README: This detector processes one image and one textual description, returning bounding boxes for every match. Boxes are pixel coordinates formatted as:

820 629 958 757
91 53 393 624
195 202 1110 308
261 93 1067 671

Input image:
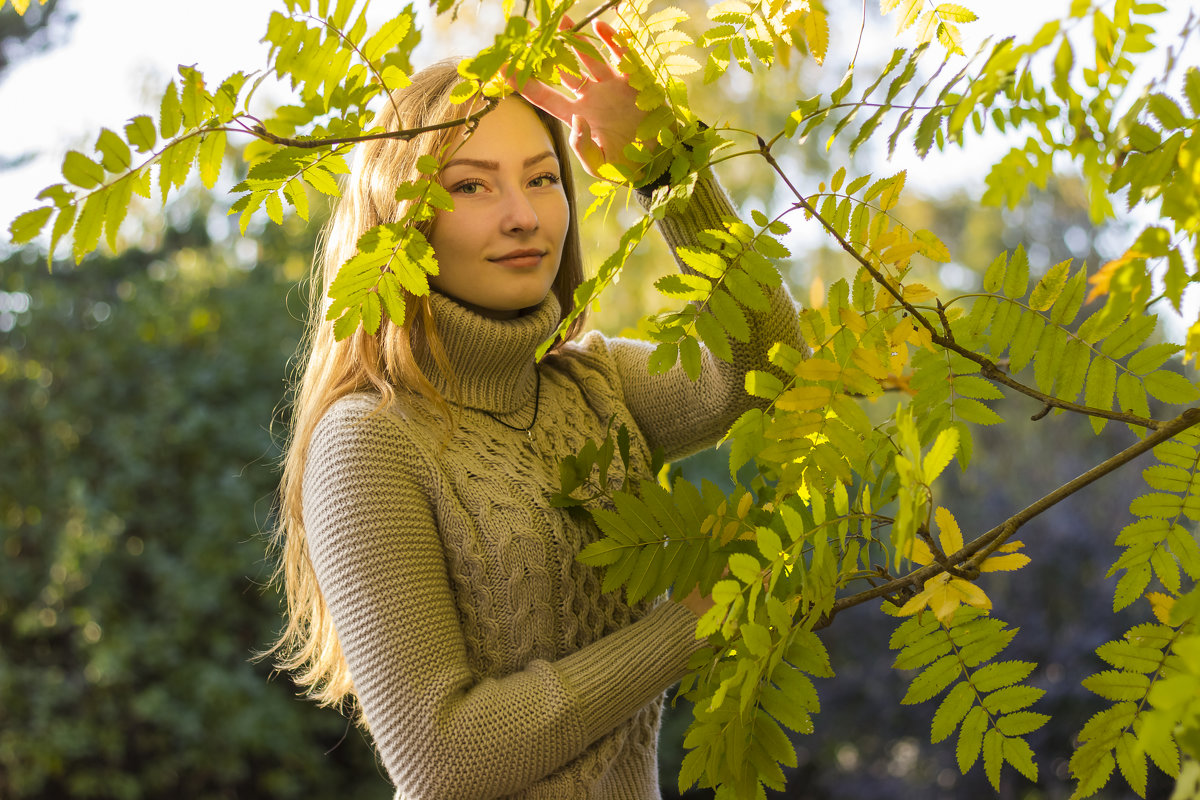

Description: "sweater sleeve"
606 170 806 461
302 397 706 800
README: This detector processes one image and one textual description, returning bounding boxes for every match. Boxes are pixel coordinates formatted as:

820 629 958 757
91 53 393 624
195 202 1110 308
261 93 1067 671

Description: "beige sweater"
301 175 802 799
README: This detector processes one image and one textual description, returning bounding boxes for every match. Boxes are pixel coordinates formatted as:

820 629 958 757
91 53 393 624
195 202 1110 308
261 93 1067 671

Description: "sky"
0 0 1194 249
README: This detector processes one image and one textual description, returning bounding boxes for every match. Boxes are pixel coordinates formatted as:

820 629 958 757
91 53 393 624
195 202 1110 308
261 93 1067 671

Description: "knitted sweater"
301 174 803 799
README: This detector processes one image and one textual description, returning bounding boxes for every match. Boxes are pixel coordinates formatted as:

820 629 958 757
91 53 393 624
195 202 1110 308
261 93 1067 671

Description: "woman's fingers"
570 114 606 175
515 78 576 126
593 19 627 61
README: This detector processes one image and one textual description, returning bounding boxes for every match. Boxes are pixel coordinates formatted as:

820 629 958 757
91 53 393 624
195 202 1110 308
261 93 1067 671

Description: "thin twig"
757 137 1163 432
572 0 622 31
814 406 1200 630
250 99 498 149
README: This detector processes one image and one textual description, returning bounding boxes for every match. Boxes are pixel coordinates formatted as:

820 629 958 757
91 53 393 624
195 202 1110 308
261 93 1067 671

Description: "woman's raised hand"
512 17 649 181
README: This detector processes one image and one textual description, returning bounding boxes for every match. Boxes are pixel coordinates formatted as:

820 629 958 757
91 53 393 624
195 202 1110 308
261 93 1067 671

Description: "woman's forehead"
445 96 557 165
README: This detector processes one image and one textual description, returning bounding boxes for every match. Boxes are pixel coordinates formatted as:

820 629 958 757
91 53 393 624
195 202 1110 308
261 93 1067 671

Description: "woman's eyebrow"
442 150 558 171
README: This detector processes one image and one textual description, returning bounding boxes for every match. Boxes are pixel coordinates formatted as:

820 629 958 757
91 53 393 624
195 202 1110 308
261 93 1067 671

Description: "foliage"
0 210 391 799
6 0 1200 797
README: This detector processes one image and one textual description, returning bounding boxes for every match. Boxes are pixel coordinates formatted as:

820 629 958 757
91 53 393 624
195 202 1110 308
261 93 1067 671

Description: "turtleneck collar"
416 290 562 414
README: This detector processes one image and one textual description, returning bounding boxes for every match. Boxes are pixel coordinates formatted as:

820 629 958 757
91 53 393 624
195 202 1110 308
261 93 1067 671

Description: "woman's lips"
489 249 546 269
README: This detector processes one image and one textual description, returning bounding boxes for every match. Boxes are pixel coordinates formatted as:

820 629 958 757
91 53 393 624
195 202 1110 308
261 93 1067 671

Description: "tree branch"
814 406 1200 630
249 99 498 149
572 0 622 31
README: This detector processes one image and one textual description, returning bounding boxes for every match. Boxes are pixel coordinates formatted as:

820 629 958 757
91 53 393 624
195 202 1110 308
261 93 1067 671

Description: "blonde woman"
270 21 803 799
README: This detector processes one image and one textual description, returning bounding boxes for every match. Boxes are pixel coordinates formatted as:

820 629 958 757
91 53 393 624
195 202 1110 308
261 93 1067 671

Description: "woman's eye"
529 174 561 189
453 181 482 195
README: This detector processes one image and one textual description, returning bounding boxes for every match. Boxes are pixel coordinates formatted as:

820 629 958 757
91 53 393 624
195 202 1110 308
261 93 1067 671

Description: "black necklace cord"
477 367 541 439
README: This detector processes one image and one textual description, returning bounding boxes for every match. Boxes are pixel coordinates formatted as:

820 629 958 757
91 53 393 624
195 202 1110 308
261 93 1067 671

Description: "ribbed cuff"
638 170 737 274
553 600 708 740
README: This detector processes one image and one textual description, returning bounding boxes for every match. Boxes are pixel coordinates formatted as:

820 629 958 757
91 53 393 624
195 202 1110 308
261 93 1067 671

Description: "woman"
270 21 803 800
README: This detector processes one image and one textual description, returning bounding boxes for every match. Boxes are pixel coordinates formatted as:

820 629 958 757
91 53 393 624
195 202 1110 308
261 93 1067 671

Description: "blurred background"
1 0 1193 797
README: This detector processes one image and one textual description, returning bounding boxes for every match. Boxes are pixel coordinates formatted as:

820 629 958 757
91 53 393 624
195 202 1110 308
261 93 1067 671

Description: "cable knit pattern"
301 172 804 799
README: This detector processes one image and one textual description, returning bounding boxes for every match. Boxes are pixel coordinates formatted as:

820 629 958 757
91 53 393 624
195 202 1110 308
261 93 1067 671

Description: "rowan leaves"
10 0 1200 797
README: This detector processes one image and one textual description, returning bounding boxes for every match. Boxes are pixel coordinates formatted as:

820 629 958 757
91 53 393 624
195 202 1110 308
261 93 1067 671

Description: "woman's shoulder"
308 391 428 467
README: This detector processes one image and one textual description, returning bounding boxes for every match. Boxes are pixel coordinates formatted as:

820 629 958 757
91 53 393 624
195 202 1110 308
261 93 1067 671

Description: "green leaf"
1029 259 1071 310
377 271 406 328
198 130 225 189
982 684 1043 714
677 246 727 278
695 309 732 362
1101 314 1156 360
1148 93 1187 129
95 128 131 173
954 398 1003 425
725 268 769 310
1127 343 1182 376
709 287 750 342
996 711 1049 736
1116 372 1150 425
72 191 105 263
657 272 712 301
160 80 182 138
48 201 76 260
983 727 1003 790
680 335 702 381
1085 357 1117 433
362 13 412 62
931 680 975 743
103 173 134 250
903 654 961 704
957 705 988 771
1098 637 1168 673
1114 731 1147 798
125 115 157 153
1050 267 1087 326
727 552 761 585
1082 669 1151 701
983 251 1007 293
8 206 54 245
1144 370 1200 404
331 304 361 341
1007 312 1045 374
649 342 678 374
62 150 105 189
1003 735 1039 782
1004 244 1030 299
972 660 1037 693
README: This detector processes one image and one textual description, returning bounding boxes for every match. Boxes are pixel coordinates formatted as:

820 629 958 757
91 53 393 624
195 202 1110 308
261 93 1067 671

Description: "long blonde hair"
267 60 586 712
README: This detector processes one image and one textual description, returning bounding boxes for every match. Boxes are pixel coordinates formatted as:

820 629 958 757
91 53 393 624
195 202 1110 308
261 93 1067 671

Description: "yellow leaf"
934 506 963 553
795 358 844 383
801 9 829 65
809 273 826 309
1147 592 1175 625
896 0 923 32
776 385 834 411
1086 255 1128 303
979 553 1031 572
839 306 868 334
903 535 934 565
902 283 937 303
1187 319 1200 365
772 412 825 439
851 346 890 380
915 10 939 45
736 491 753 518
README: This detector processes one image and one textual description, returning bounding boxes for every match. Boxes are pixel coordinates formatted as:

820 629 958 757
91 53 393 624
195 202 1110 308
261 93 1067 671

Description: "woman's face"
427 97 569 319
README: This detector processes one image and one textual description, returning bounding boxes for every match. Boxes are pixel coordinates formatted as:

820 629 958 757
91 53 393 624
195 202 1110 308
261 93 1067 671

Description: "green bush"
0 208 391 799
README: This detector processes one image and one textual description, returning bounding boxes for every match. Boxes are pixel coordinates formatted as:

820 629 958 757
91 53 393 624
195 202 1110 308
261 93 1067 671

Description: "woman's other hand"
675 583 715 621
511 17 648 181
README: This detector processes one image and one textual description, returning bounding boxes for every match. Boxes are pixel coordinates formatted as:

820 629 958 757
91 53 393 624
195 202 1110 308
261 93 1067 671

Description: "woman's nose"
501 189 539 234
